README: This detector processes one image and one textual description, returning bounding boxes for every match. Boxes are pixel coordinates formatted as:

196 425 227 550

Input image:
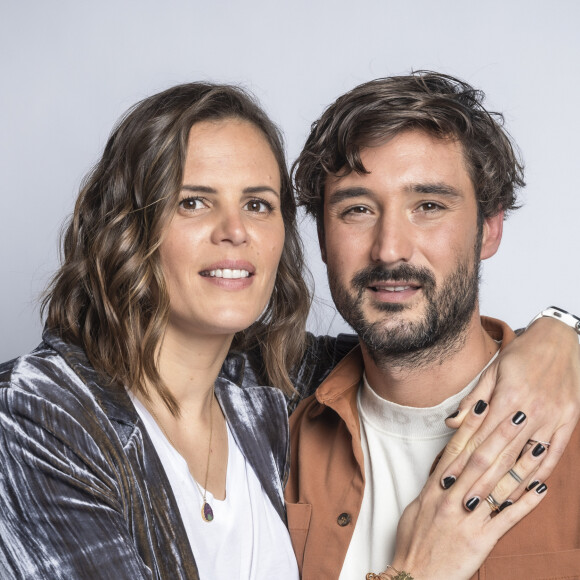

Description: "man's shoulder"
290 343 364 429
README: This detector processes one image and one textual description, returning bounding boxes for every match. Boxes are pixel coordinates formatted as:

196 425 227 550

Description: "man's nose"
370 213 414 265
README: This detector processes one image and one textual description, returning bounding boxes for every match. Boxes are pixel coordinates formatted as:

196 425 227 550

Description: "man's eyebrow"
409 183 463 198
180 185 279 197
327 187 372 206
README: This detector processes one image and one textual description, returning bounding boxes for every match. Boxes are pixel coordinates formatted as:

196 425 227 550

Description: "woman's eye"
179 197 205 211
244 199 273 213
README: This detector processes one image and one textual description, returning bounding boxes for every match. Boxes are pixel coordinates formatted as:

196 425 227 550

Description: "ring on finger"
508 468 523 484
527 438 551 448
485 494 501 512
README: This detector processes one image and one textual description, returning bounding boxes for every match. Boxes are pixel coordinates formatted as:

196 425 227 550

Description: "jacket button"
337 512 351 526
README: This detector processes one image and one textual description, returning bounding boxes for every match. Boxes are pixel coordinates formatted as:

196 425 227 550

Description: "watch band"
527 306 580 335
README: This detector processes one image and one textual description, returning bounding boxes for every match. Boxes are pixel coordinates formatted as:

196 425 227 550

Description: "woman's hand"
444 316 580 492
388 400 549 580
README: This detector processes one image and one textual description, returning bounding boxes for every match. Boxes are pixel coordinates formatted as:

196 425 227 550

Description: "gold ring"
486 494 501 512
527 438 551 448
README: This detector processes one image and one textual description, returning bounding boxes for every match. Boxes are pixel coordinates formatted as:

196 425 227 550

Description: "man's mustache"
351 264 436 291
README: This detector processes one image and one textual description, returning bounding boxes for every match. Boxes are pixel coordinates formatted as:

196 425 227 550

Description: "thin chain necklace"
145 388 215 523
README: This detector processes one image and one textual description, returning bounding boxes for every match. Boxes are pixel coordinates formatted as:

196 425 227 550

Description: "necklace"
145 388 215 523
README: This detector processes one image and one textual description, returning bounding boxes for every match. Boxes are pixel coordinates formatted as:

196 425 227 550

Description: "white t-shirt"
132 396 299 580
339 352 499 580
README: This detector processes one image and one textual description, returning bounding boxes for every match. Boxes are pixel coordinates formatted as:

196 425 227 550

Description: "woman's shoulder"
0 332 139 448
0 339 71 394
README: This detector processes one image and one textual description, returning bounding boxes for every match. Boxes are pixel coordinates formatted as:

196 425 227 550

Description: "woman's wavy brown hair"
42 83 310 413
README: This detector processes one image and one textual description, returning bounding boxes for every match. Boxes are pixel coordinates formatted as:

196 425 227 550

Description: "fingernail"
499 499 513 511
442 476 456 489
511 411 526 425
527 480 540 491
535 483 548 494
474 400 488 415
446 410 459 420
532 443 546 457
466 497 480 511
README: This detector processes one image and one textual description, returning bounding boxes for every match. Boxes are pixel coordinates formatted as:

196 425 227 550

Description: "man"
286 72 580 579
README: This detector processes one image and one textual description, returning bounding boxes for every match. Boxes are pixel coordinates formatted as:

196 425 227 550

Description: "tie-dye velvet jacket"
0 330 355 579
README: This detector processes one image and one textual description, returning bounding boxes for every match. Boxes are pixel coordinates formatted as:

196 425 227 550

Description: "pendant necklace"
145 387 215 523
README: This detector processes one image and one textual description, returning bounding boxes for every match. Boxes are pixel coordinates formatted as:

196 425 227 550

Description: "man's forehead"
323 130 474 197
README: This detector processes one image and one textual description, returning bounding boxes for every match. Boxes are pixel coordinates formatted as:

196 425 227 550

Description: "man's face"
322 129 502 361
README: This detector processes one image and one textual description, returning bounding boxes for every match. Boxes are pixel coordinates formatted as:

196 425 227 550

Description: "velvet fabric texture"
0 331 292 579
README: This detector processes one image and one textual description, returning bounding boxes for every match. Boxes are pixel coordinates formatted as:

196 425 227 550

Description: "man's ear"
318 223 327 263
480 210 504 260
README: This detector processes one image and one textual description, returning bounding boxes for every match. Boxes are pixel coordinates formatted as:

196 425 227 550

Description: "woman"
0 82 575 579
0 83 306 579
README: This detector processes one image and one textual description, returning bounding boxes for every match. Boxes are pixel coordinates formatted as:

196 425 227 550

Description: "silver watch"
527 306 580 335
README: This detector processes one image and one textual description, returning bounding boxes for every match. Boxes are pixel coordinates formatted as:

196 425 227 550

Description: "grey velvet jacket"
0 331 355 579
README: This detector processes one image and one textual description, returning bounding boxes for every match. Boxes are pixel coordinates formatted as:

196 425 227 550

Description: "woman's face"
159 118 285 340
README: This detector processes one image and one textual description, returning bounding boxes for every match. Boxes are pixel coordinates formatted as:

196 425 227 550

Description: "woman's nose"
211 208 248 245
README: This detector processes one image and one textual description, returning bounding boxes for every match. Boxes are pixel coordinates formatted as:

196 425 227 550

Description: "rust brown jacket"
286 317 580 579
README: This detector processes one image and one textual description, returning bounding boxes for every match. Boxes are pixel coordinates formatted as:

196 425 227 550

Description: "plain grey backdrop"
1 0 579 361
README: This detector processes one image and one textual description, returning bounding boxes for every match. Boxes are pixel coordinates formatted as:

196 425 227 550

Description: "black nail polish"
474 400 488 415
446 410 459 420
442 476 456 489
466 497 480 511
532 443 546 457
511 411 526 425
499 500 513 511
527 480 540 491
535 483 548 494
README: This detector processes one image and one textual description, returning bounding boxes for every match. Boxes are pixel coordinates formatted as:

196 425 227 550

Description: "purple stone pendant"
201 501 214 522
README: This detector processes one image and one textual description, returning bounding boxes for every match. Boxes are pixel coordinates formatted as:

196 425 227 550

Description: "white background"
1 0 579 361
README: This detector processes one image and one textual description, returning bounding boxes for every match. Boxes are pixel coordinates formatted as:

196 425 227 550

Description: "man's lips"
368 282 421 292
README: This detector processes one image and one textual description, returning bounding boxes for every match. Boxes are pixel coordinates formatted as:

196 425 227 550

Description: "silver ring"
508 468 523 484
528 438 551 448
486 494 501 512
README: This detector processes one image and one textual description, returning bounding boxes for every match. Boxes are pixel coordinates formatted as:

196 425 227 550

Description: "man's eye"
179 197 205 211
244 199 273 213
417 202 443 212
342 205 370 216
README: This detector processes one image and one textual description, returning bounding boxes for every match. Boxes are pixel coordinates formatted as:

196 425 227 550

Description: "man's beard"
328 251 481 369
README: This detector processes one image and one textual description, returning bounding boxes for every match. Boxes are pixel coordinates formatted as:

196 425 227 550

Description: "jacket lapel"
215 373 289 523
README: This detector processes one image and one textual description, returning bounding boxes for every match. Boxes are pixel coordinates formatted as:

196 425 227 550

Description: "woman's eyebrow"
180 185 279 197
180 185 217 194
243 186 280 197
